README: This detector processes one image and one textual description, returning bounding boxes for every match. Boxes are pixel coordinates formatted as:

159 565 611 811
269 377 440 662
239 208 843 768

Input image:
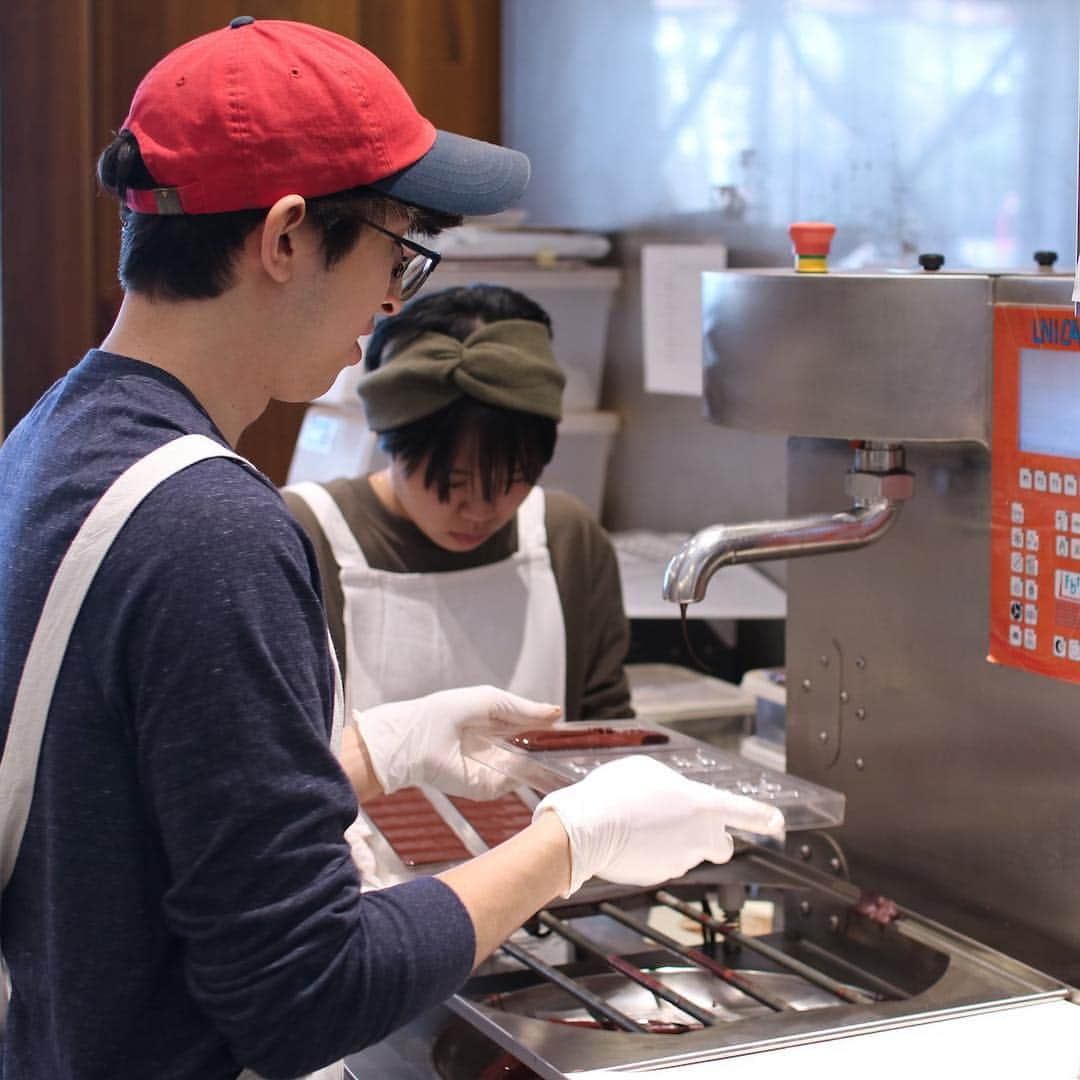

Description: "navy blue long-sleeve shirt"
0 351 475 1078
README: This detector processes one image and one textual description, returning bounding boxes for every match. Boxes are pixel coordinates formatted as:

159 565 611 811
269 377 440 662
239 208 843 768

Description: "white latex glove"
533 755 786 896
353 685 561 798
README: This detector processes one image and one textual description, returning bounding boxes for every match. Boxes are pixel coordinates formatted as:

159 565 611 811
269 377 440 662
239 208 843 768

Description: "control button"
1009 600 1023 621
1011 527 1024 548
1051 473 1063 494
1067 475 1078 497
1020 468 1033 489
1035 470 1048 492
1010 575 1024 597
1011 551 1025 571
1070 639 1080 661
1072 539 1080 561
1024 603 1038 625
1025 555 1039 576
1025 579 1038 600
1053 634 1067 658
1025 529 1039 551
1009 624 1023 646
1024 628 1037 650
1072 512 1080 534
1056 509 1069 532
1057 536 1070 557
1011 502 1025 525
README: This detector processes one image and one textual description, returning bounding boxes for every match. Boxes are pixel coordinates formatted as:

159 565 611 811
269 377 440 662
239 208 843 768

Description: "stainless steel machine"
674 266 1080 985
358 265 1080 1079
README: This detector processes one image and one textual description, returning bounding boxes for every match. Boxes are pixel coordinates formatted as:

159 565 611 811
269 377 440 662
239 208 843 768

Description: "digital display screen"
1019 348 1080 458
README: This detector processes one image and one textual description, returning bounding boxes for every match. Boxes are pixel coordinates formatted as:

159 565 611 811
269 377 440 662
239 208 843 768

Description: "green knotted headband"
357 319 565 432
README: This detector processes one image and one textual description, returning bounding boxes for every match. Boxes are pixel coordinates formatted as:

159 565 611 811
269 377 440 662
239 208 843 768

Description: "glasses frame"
360 217 442 301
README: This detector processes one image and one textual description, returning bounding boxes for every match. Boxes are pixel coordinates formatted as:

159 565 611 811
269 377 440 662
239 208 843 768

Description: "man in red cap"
0 18 782 1079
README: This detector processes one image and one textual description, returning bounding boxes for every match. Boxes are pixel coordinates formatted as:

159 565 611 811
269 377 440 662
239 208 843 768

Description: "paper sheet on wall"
641 243 728 396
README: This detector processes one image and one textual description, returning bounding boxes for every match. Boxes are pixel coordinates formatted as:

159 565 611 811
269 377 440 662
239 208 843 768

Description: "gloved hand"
353 685 561 799
533 755 786 896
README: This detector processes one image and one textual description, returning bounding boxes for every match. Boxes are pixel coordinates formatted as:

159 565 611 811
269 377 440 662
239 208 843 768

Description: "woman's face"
383 446 534 553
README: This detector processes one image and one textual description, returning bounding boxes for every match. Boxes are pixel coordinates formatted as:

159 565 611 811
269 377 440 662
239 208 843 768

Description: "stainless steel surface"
691 267 1080 983
406 266 1080 1077
491 967 845 1027
536 910 719 1027
594 901 790 1012
446 846 1072 1079
663 443 913 604
500 940 644 1033
663 503 899 604
701 271 1074 447
701 270 997 445
653 889 879 1006
996 273 1080 306
785 438 1080 981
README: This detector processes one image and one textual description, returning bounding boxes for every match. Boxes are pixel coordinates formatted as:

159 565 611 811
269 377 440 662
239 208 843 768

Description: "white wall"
503 0 1080 564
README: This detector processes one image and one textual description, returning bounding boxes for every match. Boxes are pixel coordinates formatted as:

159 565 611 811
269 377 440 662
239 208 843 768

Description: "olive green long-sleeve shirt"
283 477 633 722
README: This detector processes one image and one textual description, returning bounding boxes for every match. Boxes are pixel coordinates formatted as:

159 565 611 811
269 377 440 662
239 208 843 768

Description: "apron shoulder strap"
0 435 344 891
515 486 549 554
284 481 370 569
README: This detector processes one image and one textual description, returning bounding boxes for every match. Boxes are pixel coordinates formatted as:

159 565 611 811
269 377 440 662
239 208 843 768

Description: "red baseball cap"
122 16 529 217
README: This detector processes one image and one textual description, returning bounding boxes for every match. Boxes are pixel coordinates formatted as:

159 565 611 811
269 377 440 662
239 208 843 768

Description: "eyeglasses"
360 218 441 301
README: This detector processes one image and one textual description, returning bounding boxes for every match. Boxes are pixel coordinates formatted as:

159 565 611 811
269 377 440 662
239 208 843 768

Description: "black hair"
95 129 460 300
365 284 559 502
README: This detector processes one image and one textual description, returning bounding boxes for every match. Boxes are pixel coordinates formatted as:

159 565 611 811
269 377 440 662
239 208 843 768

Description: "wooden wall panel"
358 0 502 141
2 0 501 482
0 1 96 436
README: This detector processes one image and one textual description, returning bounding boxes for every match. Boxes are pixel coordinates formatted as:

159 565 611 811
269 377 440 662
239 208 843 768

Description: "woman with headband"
284 285 633 739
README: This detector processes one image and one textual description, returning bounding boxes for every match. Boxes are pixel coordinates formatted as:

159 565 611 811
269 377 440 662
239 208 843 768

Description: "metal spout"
663 443 915 605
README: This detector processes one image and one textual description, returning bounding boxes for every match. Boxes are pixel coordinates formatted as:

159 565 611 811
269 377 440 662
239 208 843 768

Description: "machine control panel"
990 304 1080 682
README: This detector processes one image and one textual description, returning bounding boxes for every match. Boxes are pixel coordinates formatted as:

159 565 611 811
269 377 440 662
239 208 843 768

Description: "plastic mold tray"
462 719 845 833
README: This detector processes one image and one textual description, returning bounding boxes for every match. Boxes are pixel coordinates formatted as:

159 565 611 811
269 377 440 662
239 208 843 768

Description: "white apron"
0 435 344 1080
286 482 567 717
285 482 567 886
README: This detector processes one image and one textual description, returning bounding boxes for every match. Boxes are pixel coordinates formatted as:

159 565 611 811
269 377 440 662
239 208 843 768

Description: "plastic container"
418 261 621 411
462 718 845 832
286 401 373 485
626 662 754 745
740 667 787 746
542 410 620 517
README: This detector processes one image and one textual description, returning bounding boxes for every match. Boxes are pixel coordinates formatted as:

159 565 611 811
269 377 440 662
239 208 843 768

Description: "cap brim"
368 129 530 217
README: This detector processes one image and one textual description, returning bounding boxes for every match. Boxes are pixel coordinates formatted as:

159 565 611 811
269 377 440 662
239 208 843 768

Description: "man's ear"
259 194 308 283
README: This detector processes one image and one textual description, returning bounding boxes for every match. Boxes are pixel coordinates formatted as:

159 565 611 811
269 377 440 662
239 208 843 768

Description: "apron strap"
285 481 371 570
515 486 548 554
0 435 345 889
0 435 245 889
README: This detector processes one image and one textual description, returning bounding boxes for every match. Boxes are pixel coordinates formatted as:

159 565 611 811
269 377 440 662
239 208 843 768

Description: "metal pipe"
597 902 789 1012
663 502 898 604
653 890 883 1006
663 442 914 605
796 938 910 1001
536 911 717 1027
498 940 646 1033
